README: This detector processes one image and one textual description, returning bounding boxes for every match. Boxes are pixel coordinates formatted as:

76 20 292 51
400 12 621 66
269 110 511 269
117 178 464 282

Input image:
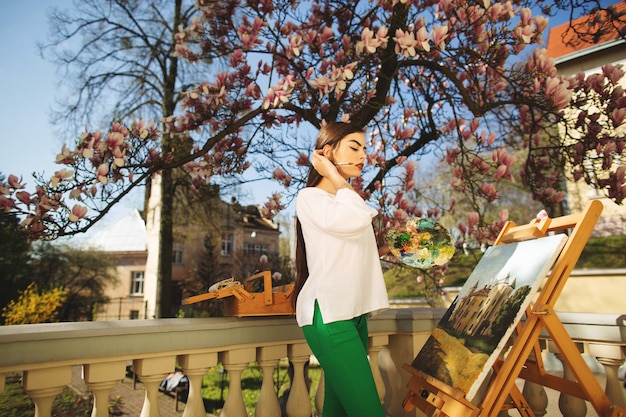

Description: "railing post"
23 366 72 417
179 352 218 417
588 343 626 409
286 343 312 417
382 332 428 417
522 379 548 417
520 349 548 417
220 347 256 417
83 361 127 417
549 341 587 417
368 334 388 403
255 345 287 417
314 370 324 417
133 356 175 417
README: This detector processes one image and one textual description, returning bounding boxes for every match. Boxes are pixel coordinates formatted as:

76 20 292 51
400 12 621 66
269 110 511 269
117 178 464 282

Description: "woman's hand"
311 149 339 178
311 149 352 192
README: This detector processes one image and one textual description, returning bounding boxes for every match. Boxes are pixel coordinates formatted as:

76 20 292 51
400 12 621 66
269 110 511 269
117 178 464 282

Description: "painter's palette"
386 218 455 268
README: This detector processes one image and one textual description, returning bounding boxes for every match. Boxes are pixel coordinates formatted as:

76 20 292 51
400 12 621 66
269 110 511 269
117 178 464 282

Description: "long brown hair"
293 121 365 307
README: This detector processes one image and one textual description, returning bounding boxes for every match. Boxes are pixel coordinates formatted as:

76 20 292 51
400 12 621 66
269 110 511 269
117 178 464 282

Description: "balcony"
0 308 624 417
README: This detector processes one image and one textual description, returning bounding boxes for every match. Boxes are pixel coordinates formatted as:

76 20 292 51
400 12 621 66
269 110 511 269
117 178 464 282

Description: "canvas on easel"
403 200 626 417
409 233 567 403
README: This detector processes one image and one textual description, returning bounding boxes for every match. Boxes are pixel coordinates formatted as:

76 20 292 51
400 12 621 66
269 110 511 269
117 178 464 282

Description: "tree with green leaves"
0 199 32 320
28 242 118 322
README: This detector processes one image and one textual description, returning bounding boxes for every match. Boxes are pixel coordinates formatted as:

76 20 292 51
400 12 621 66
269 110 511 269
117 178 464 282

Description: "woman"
294 121 390 417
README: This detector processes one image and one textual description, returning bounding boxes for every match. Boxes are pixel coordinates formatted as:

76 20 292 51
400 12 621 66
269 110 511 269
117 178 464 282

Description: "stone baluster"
522 380 548 417
548 341 587 417
587 343 626 409
83 361 127 417
23 366 72 417
314 371 324 417
179 352 218 417
255 345 286 417
133 356 176 417
286 343 312 417
368 334 388 403
220 347 255 417
520 350 548 417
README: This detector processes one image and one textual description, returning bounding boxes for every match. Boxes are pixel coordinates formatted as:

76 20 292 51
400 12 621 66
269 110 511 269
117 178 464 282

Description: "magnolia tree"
2 0 626 252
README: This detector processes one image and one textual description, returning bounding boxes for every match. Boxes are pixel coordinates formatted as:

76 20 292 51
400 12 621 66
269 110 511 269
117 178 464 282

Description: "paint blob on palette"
386 218 455 268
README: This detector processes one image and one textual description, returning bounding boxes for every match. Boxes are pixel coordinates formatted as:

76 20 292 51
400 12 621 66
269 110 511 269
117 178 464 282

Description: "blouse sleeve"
296 188 378 236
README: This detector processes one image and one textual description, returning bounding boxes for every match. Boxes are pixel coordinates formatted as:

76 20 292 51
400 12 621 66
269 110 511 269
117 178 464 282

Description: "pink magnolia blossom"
7 175 25 190
432 25 448 49
69 204 88 222
260 193 284 219
50 169 74 188
357 28 385 55
479 183 498 201
416 27 430 52
0 195 15 213
287 35 303 58
272 167 292 187
56 144 73 165
467 212 479 230
16 191 32 205
96 164 110 185
263 75 295 109
393 29 418 57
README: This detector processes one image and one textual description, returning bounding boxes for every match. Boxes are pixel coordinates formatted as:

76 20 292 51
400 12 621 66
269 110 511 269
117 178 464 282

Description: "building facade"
86 173 280 320
545 2 626 236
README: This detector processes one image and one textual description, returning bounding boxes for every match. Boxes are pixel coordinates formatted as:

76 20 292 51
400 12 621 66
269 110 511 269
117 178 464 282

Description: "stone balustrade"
0 308 624 417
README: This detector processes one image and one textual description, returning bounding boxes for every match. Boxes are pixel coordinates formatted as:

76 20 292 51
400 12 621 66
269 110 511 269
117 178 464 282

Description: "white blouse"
295 187 390 327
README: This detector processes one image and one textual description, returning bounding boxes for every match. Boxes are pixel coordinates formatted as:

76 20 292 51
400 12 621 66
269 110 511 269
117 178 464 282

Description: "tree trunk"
157 167 175 317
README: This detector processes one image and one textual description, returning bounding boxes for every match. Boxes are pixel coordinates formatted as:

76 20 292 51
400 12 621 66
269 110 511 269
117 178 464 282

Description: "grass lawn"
201 358 322 416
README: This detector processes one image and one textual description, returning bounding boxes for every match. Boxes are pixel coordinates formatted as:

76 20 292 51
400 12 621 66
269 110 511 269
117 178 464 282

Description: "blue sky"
0 0 149 227
0 0 74 185
0 1 605 225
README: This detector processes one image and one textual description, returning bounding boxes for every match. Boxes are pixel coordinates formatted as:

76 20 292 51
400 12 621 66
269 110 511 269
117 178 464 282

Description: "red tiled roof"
545 1 626 59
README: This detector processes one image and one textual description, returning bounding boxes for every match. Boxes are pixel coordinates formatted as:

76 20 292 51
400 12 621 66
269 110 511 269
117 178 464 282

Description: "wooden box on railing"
182 270 295 317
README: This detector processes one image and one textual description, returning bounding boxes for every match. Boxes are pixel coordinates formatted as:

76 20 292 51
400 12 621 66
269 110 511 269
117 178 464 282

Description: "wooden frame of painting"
402 200 626 417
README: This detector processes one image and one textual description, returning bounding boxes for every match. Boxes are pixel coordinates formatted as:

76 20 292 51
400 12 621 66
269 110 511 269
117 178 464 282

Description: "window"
173 243 185 264
130 271 145 295
583 157 601 198
243 243 269 255
129 310 139 320
221 233 233 256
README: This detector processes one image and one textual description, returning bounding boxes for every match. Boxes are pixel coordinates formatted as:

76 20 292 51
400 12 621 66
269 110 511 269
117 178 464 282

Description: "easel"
402 200 626 417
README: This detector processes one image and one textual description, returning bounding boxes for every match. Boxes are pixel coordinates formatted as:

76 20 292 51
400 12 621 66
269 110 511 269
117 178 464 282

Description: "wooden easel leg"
507 383 536 417
540 307 613 415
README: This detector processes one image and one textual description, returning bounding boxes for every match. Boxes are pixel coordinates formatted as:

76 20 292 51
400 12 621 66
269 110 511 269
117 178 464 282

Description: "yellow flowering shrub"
2 282 67 325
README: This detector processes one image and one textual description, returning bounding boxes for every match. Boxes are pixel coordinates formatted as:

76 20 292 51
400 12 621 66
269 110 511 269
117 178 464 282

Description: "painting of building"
410 233 567 402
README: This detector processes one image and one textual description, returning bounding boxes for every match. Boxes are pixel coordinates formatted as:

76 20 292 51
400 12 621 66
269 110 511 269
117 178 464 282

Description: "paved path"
70 366 218 417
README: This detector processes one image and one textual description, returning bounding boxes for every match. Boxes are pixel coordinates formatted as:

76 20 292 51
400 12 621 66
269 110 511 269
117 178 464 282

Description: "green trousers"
302 301 385 417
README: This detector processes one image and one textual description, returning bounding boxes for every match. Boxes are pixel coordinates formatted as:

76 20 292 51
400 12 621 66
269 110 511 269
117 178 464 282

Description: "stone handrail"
530 312 626 416
0 308 443 417
0 308 623 417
